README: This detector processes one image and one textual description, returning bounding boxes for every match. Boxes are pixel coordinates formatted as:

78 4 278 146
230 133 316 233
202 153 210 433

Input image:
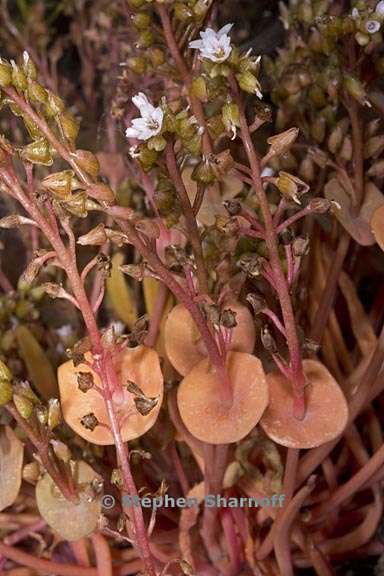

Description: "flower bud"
174 2 194 20
138 146 158 172
20 138 53 166
51 440 71 462
0 60 12 87
0 359 12 381
41 170 74 200
45 92 65 118
191 157 216 184
148 47 165 67
48 398 61 429
137 30 154 48
147 135 166 152
365 135 384 159
310 117 326 143
22 51 37 80
339 137 353 162
131 11 151 29
27 80 48 104
222 102 240 139
367 159 384 178
11 60 27 92
127 56 147 75
344 75 371 107
13 393 34 419
194 0 210 17
192 76 208 102
236 71 262 98
36 404 48 425
0 378 12 405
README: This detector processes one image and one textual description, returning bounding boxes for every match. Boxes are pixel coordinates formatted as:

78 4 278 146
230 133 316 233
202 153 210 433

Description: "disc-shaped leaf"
0 425 24 511
36 460 102 541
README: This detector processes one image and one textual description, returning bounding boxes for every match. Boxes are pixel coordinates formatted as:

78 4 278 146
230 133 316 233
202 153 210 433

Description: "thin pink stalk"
232 79 306 419
91 533 113 576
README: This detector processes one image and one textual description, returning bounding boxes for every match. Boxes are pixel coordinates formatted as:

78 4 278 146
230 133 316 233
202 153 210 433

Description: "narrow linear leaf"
16 325 58 400
106 253 138 328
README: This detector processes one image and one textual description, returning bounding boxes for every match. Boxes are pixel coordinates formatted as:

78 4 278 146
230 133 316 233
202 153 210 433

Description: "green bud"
194 0 210 18
138 146 158 171
148 47 165 67
13 393 34 419
23 116 43 141
174 2 194 21
191 76 208 102
22 52 37 80
137 30 154 48
0 379 12 406
11 61 27 93
222 102 240 138
183 133 202 155
147 135 167 152
127 56 147 75
0 359 12 381
310 116 326 143
308 85 327 108
131 11 151 29
236 71 262 97
355 31 371 46
191 157 216 184
36 404 48 425
48 398 61 429
27 80 48 104
0 61 12 87
128 0 146 7
45 92 65 118
344 75 370 107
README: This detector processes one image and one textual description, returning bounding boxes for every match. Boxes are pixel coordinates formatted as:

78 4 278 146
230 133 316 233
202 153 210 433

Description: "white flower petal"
126 126 139 138
132 92 150 110
218 23 234 37
376 1 384 15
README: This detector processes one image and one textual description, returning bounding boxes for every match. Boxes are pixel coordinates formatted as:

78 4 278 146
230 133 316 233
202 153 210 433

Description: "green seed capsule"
0 378 12 405
45 92 65 118
0 61 12 87
27 80 48 105
131 12 151 29
13 393 34 419
0 359 12 381
11 61 27 92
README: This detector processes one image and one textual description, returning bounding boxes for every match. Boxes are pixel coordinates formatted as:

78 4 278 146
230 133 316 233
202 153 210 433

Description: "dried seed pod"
41 170 75 200
70 150 100 177
177 352 268 444
86 183 115 204
58 346 163 445
165 301 256 376
77 224 108 246
20 138 53 166
260 359 349 449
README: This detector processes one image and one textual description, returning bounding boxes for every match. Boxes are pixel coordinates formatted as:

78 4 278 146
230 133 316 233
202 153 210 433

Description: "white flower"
125 92 164 141
351 7 360 20
189 24 233 63
366 19 381 34
376 1 384 16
